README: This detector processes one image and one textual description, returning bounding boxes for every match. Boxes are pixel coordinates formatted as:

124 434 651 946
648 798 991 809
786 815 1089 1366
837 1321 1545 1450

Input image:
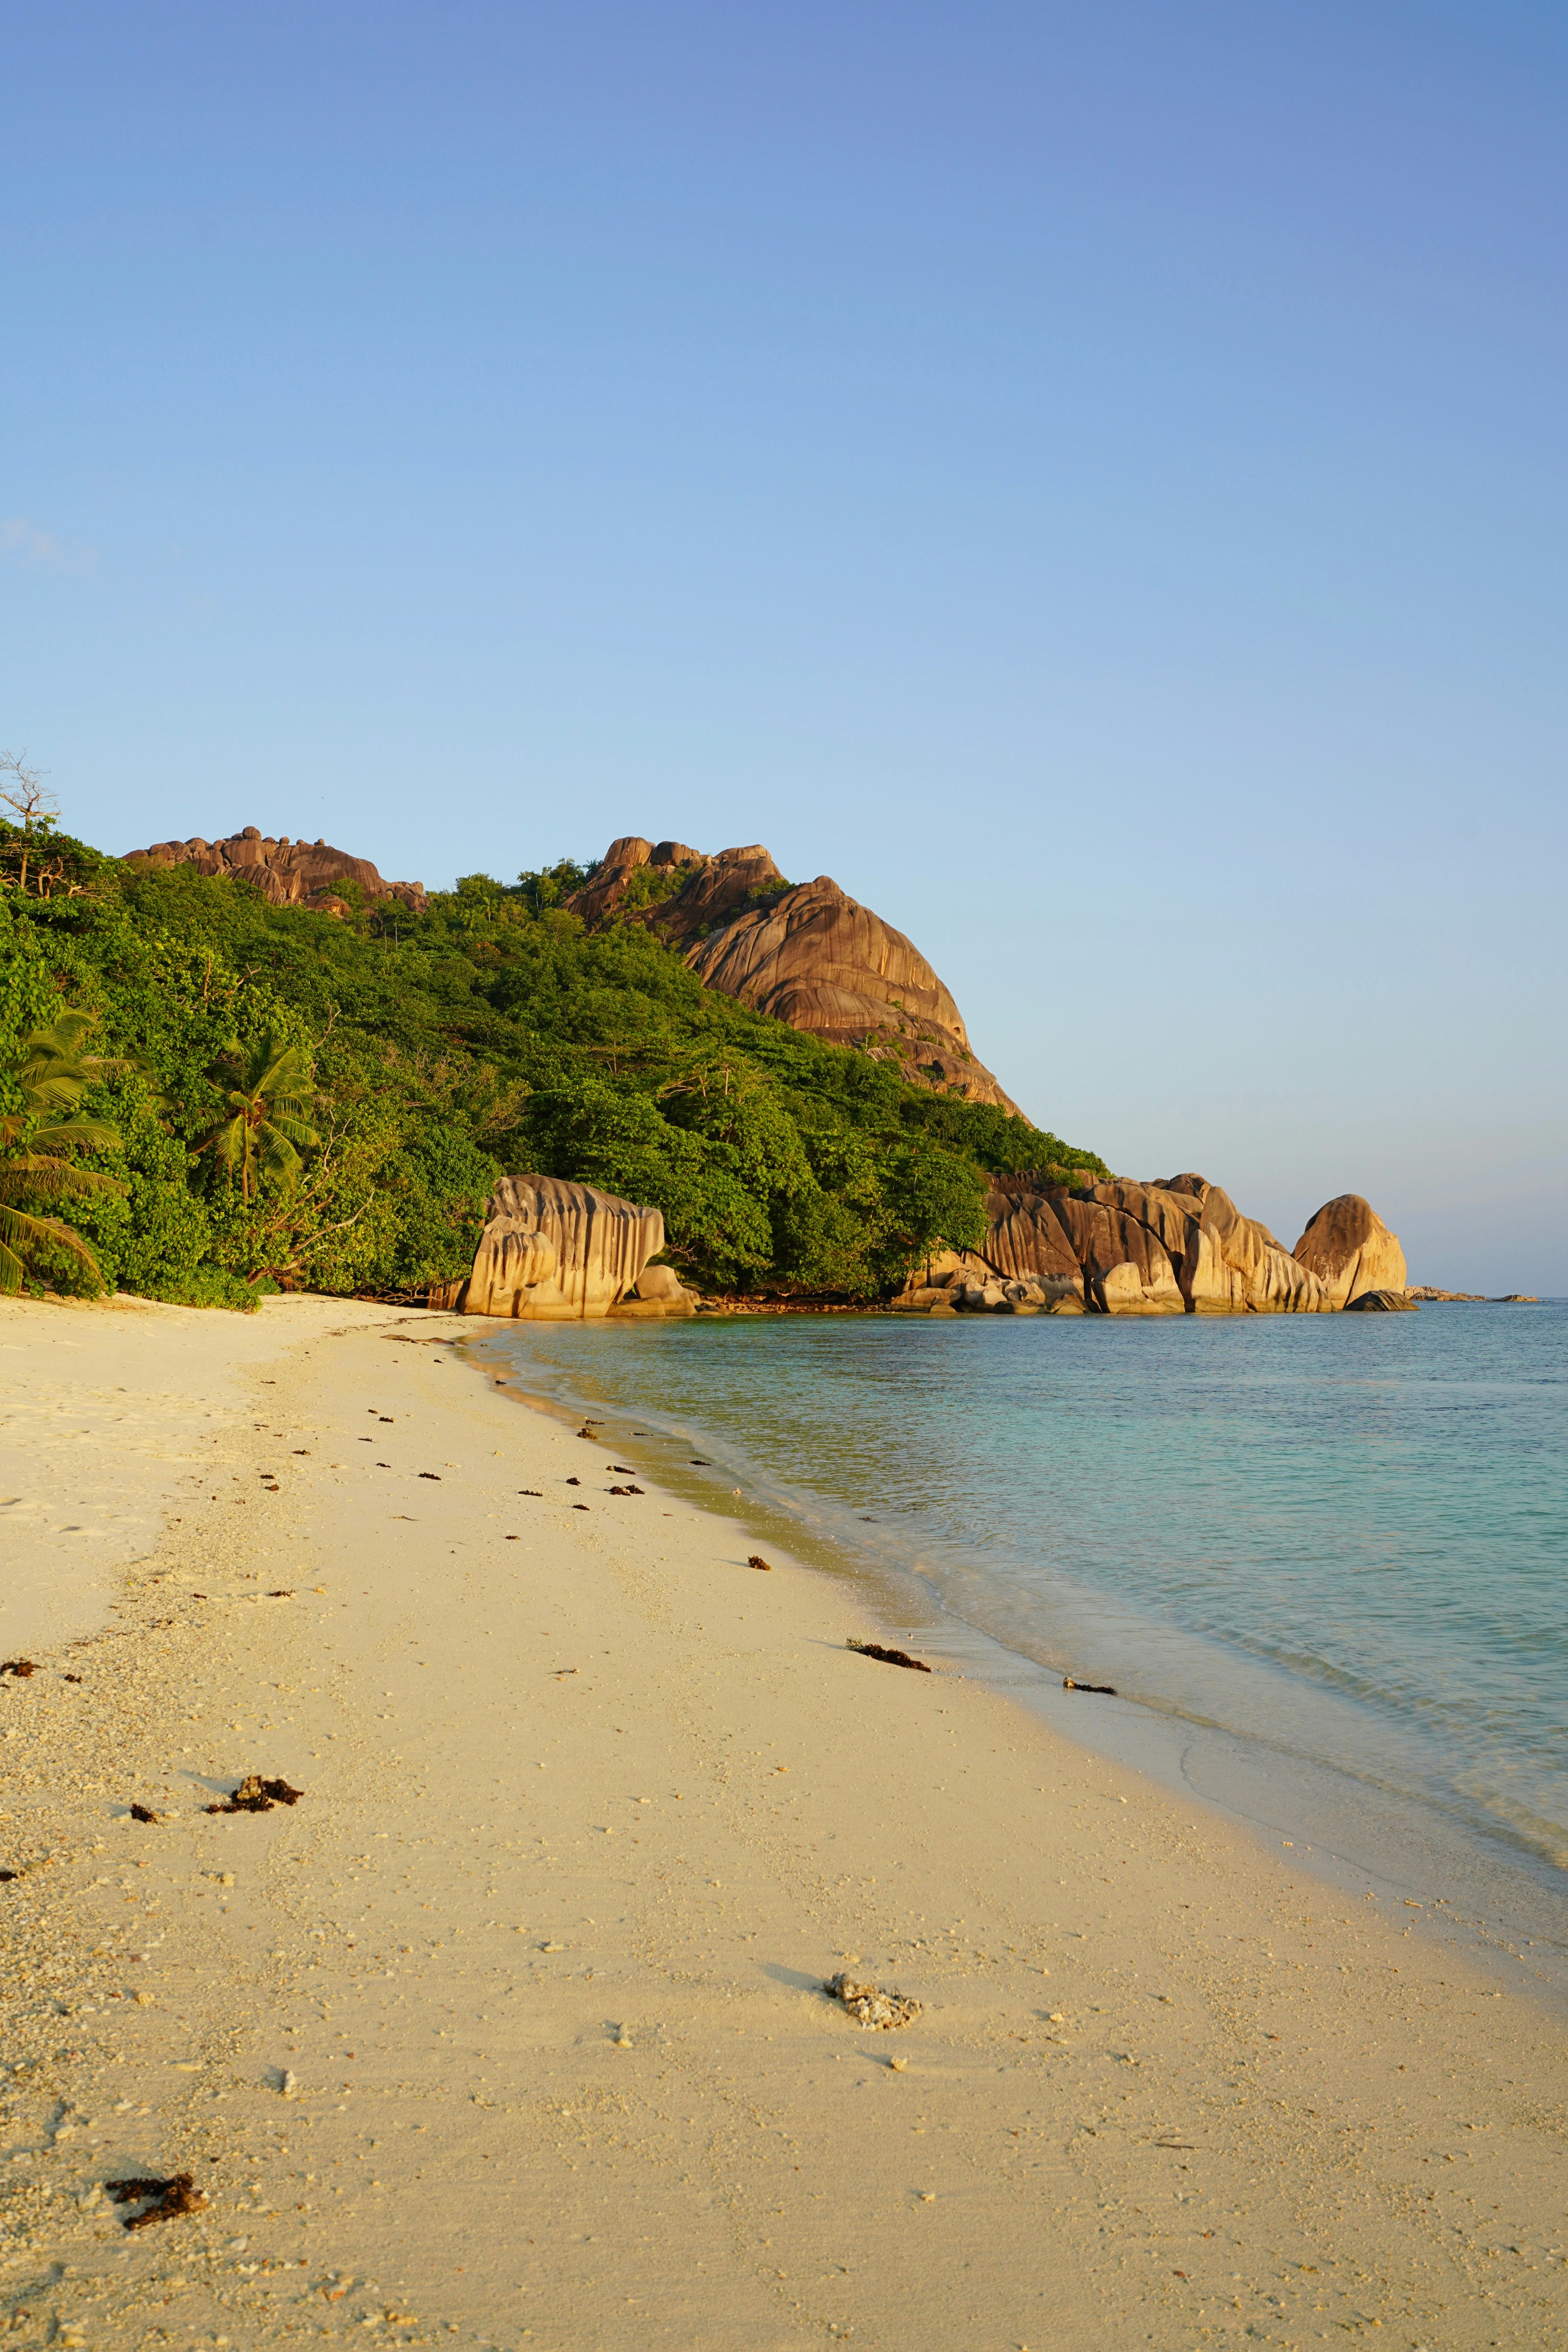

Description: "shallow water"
485 1302 1568 1974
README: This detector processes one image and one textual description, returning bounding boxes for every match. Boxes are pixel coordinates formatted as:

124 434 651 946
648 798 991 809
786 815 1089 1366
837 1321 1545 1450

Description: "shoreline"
477 1312 1568 2017
3 1293 1566 2349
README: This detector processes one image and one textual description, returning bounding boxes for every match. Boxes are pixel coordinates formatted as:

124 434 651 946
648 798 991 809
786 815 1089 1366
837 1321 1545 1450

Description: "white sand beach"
1 1293 1564 2350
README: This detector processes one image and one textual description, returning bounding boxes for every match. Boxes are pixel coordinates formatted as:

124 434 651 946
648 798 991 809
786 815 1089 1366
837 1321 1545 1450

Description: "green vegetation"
197 1033 321 1204
0 817 1106 1307
0 1011 128 1293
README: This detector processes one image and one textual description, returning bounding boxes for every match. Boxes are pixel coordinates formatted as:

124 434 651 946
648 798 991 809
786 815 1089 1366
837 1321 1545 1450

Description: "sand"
1 1291 1564 2351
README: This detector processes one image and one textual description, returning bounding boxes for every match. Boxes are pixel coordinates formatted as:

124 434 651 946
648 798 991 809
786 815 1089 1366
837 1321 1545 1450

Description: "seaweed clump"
105 2172 208 2229
847 1639 931 1674
205 1774 303 1815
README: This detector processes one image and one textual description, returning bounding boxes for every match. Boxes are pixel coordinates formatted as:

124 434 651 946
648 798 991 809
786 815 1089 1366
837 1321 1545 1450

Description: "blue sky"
3 1 1565 1288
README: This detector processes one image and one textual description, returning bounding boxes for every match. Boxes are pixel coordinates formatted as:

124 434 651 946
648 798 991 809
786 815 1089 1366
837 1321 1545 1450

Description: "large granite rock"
567 837 1021 1113
902 1170 1407 1318
1292 1194 1408 1309
435 1175 666 1319
919 1170 1343 1315
123 827 427 917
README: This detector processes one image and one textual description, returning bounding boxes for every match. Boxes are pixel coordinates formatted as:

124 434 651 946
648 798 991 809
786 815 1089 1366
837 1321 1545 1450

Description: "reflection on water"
485 1303 1568 1918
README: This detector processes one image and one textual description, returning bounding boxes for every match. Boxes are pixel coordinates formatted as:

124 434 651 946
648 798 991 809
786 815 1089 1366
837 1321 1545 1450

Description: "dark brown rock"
122 827 427 916
1343 1288 1419 1312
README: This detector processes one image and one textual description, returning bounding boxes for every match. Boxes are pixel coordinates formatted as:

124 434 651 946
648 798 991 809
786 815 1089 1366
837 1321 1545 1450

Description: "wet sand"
1 1292 1565 2349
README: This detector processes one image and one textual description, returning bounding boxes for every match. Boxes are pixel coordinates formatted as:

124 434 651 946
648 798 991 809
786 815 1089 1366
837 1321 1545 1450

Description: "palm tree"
0 1011 127 1295
198 1033 320 1204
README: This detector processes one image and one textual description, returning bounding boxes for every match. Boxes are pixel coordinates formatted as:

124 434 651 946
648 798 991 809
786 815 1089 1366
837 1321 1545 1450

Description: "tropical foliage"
198 1034 320 1203
0 812 1107 1305
0 1011 127 1293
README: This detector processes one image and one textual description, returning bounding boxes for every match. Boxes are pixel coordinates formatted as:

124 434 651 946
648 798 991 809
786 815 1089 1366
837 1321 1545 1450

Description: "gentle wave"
488 1301 1568 1913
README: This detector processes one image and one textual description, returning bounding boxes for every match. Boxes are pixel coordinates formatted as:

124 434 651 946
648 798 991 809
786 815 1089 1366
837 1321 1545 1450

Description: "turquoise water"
486 1304 1568 1933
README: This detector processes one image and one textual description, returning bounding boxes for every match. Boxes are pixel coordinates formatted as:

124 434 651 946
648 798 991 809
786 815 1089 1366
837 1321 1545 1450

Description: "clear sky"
4 1 1564 1290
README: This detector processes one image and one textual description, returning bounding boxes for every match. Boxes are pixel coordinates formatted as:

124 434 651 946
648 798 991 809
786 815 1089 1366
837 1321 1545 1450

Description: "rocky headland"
111 825 1441 1320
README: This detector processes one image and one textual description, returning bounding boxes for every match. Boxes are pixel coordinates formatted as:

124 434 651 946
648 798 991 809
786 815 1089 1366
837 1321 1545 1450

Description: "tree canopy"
0 819 1107 1307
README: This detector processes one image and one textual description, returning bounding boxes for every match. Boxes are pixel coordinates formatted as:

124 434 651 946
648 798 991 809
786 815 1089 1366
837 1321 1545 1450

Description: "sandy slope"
1 1292 1564 2351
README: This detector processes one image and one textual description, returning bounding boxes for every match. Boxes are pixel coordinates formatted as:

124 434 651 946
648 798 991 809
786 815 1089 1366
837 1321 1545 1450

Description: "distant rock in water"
1409 1286 1539 1304
431 1174 672 1320
1292 1194 1408 1309
123 827 427 917
568 835 1021 1113
1343 1288 1420 1312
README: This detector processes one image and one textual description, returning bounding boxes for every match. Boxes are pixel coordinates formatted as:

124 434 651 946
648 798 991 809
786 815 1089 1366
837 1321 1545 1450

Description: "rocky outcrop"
567 836 1021 1113
1292 1195 1408 1308
434 1175 666 1319
894 1170 1417 1315
1344 1289 1418 1312
610 1263 699 1319
981 1172 1333 1315
123 827 427 917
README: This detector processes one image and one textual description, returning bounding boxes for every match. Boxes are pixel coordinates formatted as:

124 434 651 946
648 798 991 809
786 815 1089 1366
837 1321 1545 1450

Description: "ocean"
483 1301 1568 1988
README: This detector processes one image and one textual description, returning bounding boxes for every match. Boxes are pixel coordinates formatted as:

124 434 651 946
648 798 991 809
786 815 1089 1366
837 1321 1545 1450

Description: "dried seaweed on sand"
105 2172 208 2229
847 1639 931 1674
205 1774 304 1815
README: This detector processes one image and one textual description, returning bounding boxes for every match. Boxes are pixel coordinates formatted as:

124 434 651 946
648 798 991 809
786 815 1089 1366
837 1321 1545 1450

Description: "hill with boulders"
567 835 1021 1112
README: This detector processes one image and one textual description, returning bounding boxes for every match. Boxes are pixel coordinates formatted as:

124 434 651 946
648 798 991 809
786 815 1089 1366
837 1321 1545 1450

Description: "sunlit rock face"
923 1170 1364 1316
123 827 427 916
1292 1193 1408 1308
568 838 1021 1113
435 1175 666 1320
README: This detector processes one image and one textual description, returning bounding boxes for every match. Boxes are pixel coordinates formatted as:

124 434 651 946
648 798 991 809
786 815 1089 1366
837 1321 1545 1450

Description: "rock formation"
123 827 427 917
432 1174 670 1319
567 836 1021 1113
977 1172 1334 1315
895 1170 1417 1315
1292 1195 1408 1308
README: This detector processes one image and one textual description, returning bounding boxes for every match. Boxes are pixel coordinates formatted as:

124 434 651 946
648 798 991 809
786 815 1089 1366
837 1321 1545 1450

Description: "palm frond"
198 1115 249 1170
0 1202 108 1294
18 1011 97 1063
257 1131 305 1190
17 1068 91 1117
30 1117 121 1154
0 1155 127 1204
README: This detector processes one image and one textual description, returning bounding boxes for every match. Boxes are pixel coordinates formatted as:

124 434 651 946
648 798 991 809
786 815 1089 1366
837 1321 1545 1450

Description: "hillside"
567 834 1022 1111
0 820 1104 1307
